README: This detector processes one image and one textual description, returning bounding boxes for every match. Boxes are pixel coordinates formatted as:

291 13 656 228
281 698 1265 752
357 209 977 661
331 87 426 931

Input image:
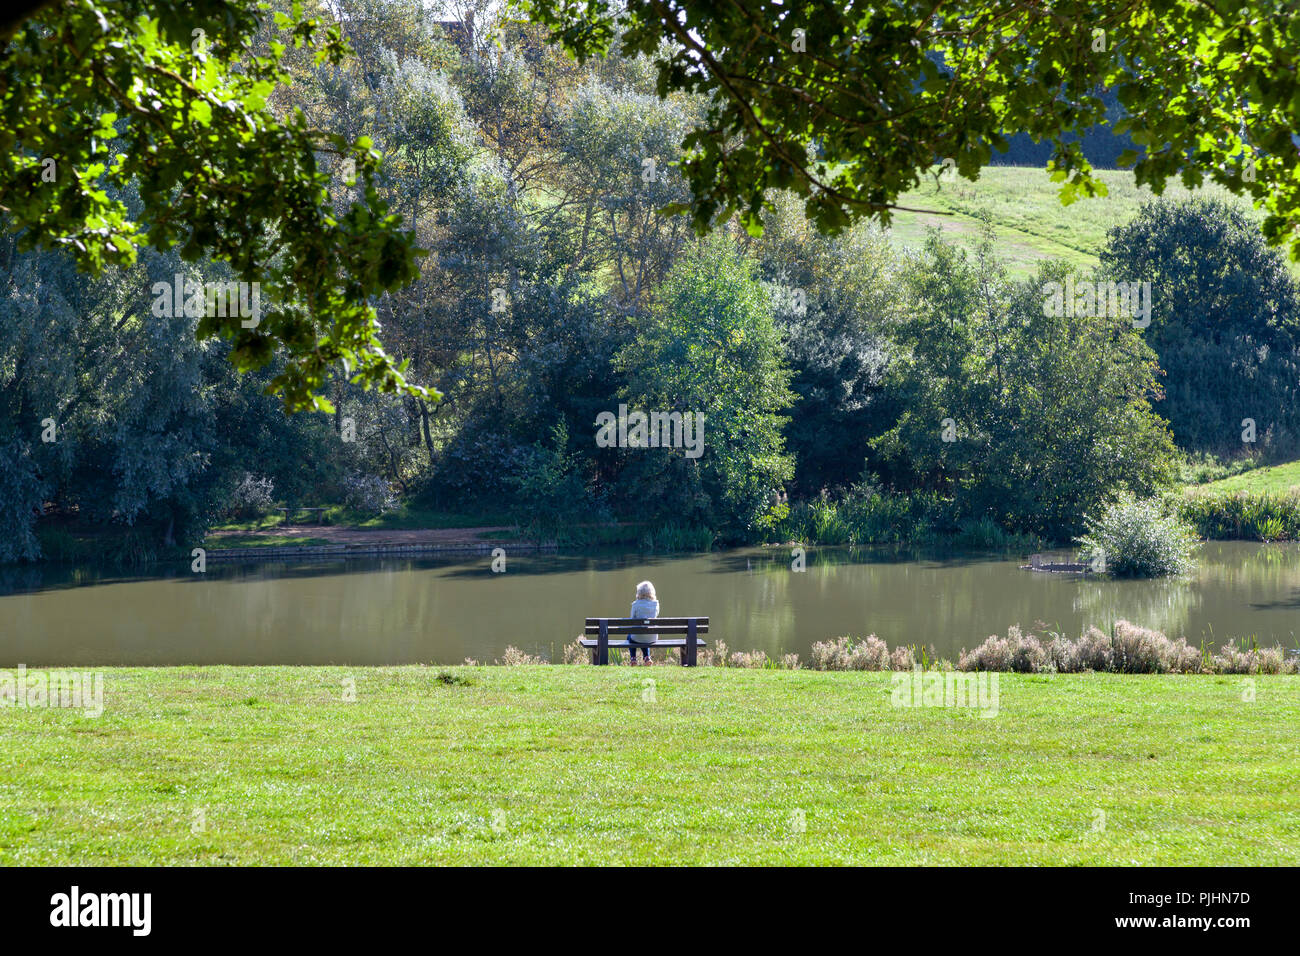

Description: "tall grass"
803 622 1296 674
1179 489 1300 541
544 622 1298 674
639 523 717 553
536 521 716 552
34 528 90 563
34 525 185 568
770 488 1039 550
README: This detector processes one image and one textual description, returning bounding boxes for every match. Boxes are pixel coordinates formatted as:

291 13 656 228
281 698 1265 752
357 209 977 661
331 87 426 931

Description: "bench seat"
578 637 706 649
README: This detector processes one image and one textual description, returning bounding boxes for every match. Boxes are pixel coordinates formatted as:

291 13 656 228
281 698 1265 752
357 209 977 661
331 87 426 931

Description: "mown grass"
343 505 517 531
1 667 1296 865
210 505 518 534
1197 460 1300 496
203 534 334 549
892 166 1288 279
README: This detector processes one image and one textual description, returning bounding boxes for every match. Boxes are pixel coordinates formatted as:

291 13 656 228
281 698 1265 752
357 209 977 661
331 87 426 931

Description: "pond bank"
205 543 558 561
202 524 544 559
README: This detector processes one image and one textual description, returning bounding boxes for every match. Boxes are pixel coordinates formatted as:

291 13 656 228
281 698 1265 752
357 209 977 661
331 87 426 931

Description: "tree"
375 52 476 240
1 0 428 410
743 192 899 496
552 78 696 308
523 0 1300 261
874 228 1178 537
1099 196 1300 455
616 235 795 537
454 17 584 196
0 222 347 558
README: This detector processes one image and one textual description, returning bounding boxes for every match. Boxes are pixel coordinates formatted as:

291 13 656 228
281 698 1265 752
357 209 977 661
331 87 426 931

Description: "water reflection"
0 541 1296 666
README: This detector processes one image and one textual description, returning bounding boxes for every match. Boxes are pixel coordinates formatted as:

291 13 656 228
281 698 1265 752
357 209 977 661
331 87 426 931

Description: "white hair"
635 580 656 600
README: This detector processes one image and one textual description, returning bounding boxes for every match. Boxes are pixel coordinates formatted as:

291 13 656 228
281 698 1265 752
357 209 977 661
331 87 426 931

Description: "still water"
1 542 1297 666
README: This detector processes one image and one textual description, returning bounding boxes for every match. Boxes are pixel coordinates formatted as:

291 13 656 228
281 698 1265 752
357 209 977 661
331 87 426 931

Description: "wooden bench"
581 617 709 666
276 506 326 527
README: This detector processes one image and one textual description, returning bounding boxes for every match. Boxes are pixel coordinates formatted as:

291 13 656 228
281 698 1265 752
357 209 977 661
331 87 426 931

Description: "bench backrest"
584 617 709 635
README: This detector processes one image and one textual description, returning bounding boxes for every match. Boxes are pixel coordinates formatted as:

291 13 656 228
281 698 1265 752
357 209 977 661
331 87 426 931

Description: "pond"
1 541 1298 666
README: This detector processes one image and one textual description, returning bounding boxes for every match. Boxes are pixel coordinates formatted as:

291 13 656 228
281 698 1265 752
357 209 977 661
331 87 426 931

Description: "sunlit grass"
892 166 1285 279
1 667 1296 865
209 504 518 534
1199 460 1300 496
203 534 333 549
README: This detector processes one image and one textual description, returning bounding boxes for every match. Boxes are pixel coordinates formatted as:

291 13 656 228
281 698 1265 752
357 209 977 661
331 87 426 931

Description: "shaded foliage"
1100 197 1300 456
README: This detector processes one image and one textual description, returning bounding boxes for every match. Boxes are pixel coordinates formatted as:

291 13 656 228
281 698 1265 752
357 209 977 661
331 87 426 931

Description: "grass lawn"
1197 460 1300 496
891 166 1286 279
200 534 334 549
210 505 517 535
1 667 1296 865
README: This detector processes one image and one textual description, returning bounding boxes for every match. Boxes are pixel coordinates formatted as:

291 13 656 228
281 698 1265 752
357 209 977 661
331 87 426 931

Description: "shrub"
1211 640 1291 675
889 645 916 670
958 625 1047 672
562 638 591 665
1076 494 1198 578
808 634 892 670
105 526 162 568
963 621 1204 673
229 472 275 519
496 645 545 666
1049 627 1111 673
728 650 769 668
1108 619 1202 673
508 421 607 536
341 473 396 514
547 621 1296 674
955 515 1025 550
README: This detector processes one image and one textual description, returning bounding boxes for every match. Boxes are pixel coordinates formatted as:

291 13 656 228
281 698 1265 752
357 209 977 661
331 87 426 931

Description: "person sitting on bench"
627 581 660 665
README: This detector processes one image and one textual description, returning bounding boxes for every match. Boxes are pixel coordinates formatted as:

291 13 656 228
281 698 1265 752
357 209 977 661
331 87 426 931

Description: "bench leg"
597 621 609 666
684 620 698 667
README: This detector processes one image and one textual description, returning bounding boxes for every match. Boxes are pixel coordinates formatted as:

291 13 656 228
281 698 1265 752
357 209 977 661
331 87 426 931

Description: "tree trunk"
419 398 435 454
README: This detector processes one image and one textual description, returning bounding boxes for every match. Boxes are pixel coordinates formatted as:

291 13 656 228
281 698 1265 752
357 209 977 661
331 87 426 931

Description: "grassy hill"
889 166 1278 278
1196 460 1300 495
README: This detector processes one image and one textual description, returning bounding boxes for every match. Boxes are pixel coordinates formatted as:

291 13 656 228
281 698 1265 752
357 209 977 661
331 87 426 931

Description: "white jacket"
627 599 660 643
